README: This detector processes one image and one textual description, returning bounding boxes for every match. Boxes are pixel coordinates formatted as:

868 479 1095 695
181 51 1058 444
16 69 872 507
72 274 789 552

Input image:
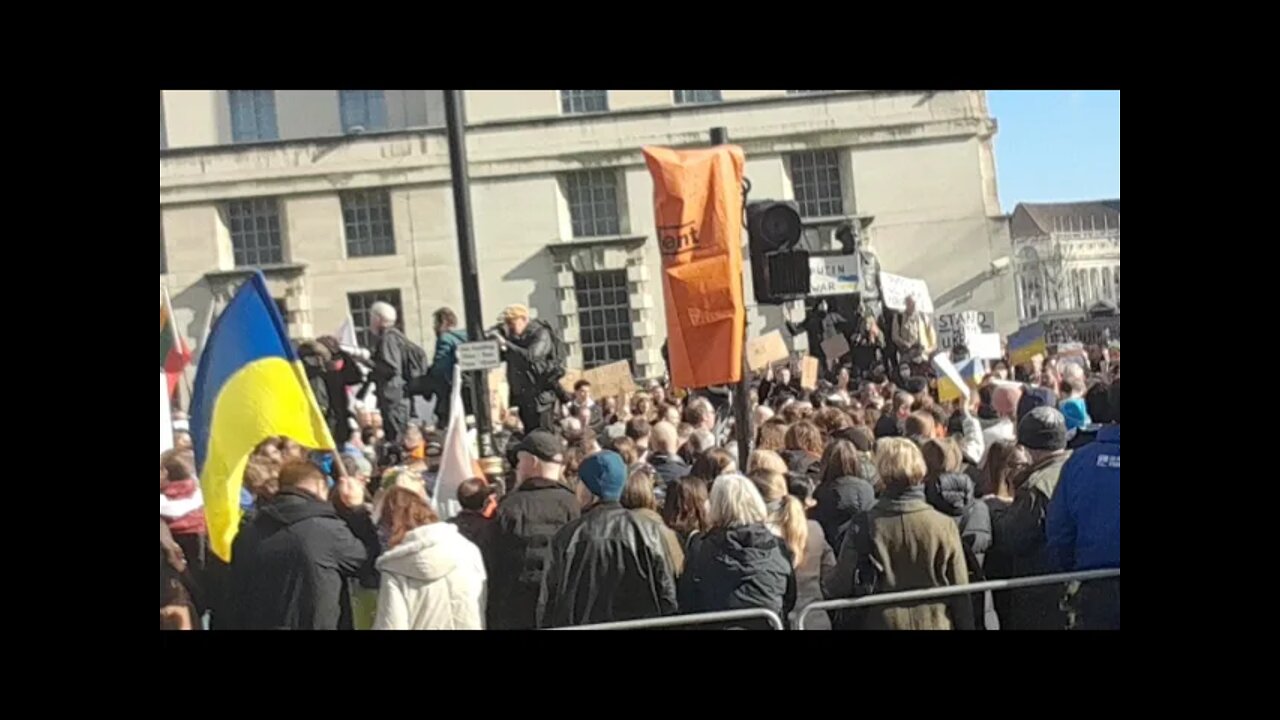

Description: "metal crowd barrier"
555 607 785 631
794 568 1120 630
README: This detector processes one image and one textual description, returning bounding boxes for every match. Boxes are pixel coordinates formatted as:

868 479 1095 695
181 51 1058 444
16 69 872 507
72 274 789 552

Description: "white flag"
160 372 174 455
432 365 476 521
336 315 360 352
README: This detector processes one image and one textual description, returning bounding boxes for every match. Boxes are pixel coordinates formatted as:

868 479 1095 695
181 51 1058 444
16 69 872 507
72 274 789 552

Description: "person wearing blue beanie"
538 451 677 627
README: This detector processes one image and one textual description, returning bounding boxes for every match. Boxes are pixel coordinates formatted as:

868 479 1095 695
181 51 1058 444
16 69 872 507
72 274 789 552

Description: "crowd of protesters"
161 302 1119 631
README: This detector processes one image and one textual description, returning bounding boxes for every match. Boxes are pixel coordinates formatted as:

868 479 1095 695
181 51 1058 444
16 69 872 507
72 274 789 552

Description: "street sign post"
456 340 502 372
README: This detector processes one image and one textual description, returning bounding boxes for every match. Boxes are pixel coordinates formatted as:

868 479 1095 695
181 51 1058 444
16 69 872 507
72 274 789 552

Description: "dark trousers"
1073 578 1120 630
379 398 410 444
516 398 557 434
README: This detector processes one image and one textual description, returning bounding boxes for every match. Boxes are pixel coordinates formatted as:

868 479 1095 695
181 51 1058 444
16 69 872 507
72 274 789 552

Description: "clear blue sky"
988 91 1120 212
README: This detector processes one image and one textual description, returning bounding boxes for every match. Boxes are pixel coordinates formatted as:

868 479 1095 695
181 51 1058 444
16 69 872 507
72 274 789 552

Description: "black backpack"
531 319 569 380
387 328 429 395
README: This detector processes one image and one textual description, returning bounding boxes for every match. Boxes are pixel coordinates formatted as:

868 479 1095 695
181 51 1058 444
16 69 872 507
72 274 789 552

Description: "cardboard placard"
560 361 637 400
820 334 851 369
800 356 820 390
747 331 790 372
880 272 935 314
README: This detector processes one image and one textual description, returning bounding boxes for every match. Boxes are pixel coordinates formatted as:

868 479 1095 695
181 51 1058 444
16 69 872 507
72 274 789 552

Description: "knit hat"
578 451 627 502
1059 397 1092 432
1018 407 1068 451
1017 386 1056 423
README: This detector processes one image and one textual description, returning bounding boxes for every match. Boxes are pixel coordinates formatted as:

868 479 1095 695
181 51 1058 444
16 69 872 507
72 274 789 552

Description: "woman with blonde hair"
748 468 836 630
829 438 973 630
372 487 487 630
678 474 796 623
747 448 788 475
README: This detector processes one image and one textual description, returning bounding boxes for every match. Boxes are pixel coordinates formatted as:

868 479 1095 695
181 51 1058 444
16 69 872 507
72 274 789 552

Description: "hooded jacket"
224 488 380 630
813 475 877 551
536 503 678 628
679 523 797 621
373 523 487 630
926 472 993 561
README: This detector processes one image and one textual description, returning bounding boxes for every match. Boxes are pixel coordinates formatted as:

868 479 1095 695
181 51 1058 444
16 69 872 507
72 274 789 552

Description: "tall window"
348 289 404 349
789 150 845 217
1090 267 1101 303
1114 266 1120 303
673 90 722 104
561 90 608 114
160 214 167 275
229 90 278 142
1072 269 1084 309
340 90 388 133
225 198 283 267
576 270 634 370
342 190 395 257
564 170 622 237
1102 267 1114 300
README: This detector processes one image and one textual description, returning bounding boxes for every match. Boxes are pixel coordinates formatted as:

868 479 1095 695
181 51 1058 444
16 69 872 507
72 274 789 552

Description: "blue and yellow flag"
933 354 986 404
1008 322 1047 366
191 272 335 561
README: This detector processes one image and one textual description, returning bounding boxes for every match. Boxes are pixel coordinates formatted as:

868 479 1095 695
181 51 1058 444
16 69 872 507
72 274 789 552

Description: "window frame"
229 90 279 143
564 170 624 238
575 270 635 370
341 189 396 258
788 149 846 218
673 90 722 105
339 90 388 133
225 198 284 267
560 90 609 115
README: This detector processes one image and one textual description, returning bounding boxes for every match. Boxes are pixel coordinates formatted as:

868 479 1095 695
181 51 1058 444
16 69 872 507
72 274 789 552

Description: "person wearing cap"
990 406 1073 630
1046 380 1119 629
489 429 580 630
536 452 677 628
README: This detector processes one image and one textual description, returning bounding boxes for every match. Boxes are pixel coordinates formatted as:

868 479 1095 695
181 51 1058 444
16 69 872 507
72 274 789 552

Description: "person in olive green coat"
830 437 974 630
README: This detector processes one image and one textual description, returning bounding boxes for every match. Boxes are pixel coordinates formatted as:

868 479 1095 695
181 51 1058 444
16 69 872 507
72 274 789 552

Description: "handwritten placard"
747 331 790 372
880 272 935 314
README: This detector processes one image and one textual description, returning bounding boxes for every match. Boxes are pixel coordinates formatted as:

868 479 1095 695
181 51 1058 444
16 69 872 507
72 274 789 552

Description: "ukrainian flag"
191 272 335 561
1008 322 1048 366
933 353 986 403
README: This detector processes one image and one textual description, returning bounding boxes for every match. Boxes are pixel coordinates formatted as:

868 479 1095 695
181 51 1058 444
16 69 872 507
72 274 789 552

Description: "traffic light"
747 200 810 304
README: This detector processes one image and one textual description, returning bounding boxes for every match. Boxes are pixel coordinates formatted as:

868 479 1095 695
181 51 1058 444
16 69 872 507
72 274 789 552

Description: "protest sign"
747 331 790 372
800 356 820 390
820 334 851 369
967 332 1003 360
936 310 996 349
880 272 935 314
586 360 638 399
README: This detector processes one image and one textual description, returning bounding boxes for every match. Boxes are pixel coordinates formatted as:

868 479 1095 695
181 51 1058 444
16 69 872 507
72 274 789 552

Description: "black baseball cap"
516 429 565 462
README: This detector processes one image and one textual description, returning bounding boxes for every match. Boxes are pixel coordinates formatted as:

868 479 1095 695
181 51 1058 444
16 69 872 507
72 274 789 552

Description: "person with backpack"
369 301 428 444
495 304 565 433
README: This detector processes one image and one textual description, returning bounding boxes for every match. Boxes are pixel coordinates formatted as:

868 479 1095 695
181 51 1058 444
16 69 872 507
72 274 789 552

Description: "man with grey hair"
647 421 691 485
368 301 423 444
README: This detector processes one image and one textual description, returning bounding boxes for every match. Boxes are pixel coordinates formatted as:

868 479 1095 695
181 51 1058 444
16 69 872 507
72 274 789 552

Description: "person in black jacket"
223 460 380 630
679 473 796 627
300 338 365 447
537 452 678 628
489 430 581 629
448 478 498 577
812 439 878 551
496 304 561 433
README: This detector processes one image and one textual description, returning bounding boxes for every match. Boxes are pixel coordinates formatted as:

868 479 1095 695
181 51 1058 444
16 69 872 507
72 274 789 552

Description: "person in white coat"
373 487 487 630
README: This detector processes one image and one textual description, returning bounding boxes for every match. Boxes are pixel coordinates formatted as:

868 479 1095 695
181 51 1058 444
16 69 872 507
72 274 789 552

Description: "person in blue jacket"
427 307 468 425
1046 380 1120 630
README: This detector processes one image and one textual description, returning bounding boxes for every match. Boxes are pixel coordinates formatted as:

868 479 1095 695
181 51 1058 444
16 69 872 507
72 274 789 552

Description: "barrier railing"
554 607 785 631
794 568 1120 630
